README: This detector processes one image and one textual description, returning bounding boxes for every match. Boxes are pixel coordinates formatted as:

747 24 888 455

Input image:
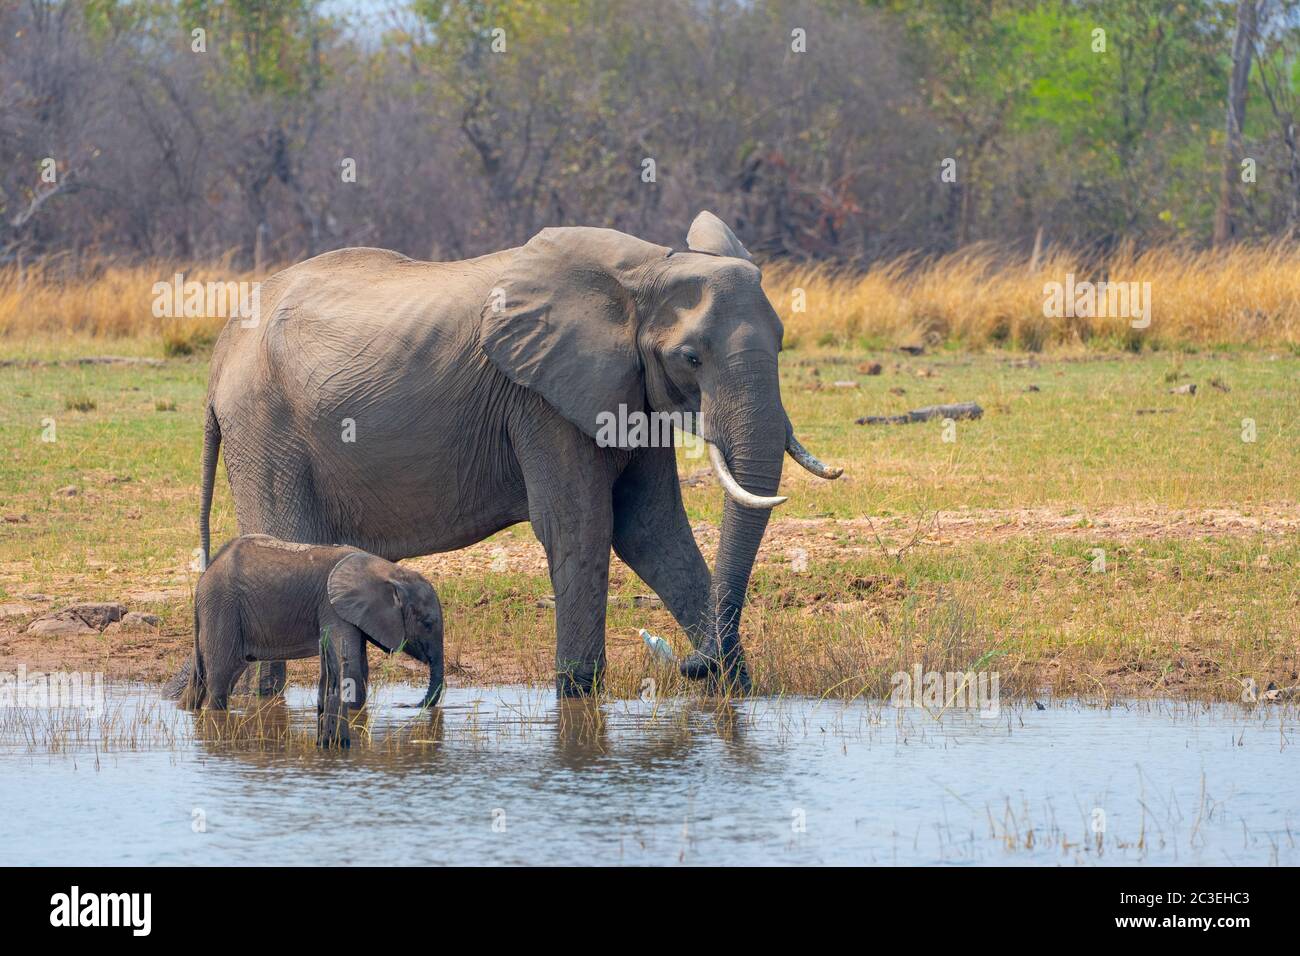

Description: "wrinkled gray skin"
176 535 443 746
187 212 836 697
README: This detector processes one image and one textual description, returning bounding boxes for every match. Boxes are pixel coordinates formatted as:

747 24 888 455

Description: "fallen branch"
856 402 983 426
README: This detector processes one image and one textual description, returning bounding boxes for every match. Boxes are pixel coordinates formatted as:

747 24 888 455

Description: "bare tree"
1215 0 1258 245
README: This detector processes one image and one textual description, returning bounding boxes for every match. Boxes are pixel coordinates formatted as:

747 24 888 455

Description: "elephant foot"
555 663 603 699
679 650 715 682
317 725 351 748
680 650 752 696
317 706 351 748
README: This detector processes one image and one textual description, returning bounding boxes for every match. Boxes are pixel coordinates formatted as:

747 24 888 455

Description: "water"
1 684 1296 865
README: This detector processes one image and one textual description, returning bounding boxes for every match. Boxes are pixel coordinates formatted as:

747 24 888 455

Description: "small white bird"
639 628 678 665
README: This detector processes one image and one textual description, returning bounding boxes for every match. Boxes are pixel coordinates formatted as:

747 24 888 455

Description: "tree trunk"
1214 0 1258 245
1284 119 1300 234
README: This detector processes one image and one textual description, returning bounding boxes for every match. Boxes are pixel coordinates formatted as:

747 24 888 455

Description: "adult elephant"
190 212 839 697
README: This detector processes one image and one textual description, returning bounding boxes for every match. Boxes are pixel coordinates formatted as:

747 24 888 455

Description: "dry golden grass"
3 244 1300 353
0 258 259 354
764 242 1300 350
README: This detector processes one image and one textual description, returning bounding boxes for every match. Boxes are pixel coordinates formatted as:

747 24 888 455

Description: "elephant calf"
176 534 444 746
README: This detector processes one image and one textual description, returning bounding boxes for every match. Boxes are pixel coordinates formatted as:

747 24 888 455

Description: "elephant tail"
175 656 205 710
199 403 221 568
169 405 219 706
162 658 190 700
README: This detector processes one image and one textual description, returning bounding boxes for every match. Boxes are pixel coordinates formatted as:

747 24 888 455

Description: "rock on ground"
26 617 98 637
26 601 126 635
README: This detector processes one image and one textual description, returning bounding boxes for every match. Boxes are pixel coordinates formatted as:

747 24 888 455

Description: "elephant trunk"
684 356 786 692
418 632 445 708
422 655 445 709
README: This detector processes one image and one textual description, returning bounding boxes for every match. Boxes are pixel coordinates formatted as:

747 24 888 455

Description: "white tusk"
707 442 788 509
786 434 842 479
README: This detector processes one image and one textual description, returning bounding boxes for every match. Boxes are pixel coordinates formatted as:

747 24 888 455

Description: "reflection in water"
547 697 757 773
554 697 608 767
0 684 1296 866
192 698 292 747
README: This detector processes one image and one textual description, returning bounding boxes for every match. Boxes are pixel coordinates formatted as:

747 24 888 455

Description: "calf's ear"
327 553 406 652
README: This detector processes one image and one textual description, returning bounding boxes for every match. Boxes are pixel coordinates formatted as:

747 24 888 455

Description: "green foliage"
7 0 1300 258
885 0 1232 239
179 0 326 95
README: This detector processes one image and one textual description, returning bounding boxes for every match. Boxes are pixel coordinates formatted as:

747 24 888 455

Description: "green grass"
747 349 1300 519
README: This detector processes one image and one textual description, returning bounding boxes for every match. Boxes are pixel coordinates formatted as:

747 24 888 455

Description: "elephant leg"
196 603 247 710
339 628 367 718
611 445 713 653
514 420 616 698
534 500 614 697
203 658 246 712
318 636 346 748
354 642 370 710
318 623 363 748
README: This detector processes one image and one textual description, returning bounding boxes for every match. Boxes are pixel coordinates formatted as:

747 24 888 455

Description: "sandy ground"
2 503 1297 688
403 503 1300 578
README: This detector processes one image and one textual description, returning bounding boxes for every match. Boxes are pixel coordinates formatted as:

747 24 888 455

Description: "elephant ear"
480 226 669 442
327 552 405 650
686 211 752 261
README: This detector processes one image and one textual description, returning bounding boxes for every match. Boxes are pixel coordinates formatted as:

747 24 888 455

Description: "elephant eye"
680 348 702 367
